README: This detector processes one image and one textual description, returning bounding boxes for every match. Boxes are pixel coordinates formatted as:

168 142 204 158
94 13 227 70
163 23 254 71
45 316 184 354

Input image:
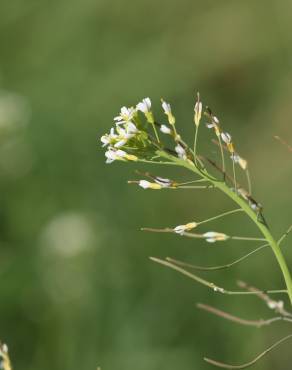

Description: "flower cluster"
100 95 259 218
101 98 171 164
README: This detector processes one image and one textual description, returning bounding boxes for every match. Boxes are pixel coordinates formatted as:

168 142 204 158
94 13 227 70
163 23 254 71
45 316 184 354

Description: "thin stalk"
204 333 292 369
166 244 269 271
175 185 214 189
246 168 252 195
218 135 226 180
177 179 208 186
197 303 288 328
151 123 160 143
232 154 237 190
194 125 199 164
230 236 266 242
150 257 287 295
197 208 243 225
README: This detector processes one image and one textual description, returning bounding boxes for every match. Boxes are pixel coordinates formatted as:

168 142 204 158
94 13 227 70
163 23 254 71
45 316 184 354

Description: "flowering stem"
157 151 292 306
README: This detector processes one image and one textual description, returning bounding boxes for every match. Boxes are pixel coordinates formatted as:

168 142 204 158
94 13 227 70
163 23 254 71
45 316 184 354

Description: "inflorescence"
100 95 292 369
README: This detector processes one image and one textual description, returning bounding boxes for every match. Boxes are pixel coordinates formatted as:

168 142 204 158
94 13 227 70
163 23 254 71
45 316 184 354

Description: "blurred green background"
0 0 292 369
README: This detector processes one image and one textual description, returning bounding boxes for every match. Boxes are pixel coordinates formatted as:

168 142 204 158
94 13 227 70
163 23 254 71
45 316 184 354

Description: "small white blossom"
174 222 197 234
138 180 161 190
113 123 138 148
125 122 138 134
136 97 151 113
160 124 172 134
105 148 125 163
203 231 229 243
100 128 117 147
162 101 171 114
136 97 154 123
161 99 175 125
114 106 135 124
175 144 186 159
105 148 137 164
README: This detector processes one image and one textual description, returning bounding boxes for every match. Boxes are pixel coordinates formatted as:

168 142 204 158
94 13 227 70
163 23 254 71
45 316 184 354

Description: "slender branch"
167 227 290 273
166 244 269 271
278 224 292 245
197 303 286 328
237 280 292 317
204 333 292 369
150 257 287 295
197 209 243 225
143 227 265 242
137 159 179 165
246 168 252 195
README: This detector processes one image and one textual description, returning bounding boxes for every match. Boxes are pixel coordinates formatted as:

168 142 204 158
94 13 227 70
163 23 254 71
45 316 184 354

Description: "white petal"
139 180 150 189
160 124 171 134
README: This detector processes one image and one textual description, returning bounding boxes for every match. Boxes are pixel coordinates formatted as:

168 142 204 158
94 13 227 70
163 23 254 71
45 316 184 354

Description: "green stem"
158 151 292 305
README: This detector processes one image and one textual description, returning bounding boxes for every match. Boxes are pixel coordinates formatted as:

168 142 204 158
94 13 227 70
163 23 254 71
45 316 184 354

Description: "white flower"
113 123 138 148
136 98 151 113
105 148 137 164
138 180 161 190
174 222 197 234
203 231 229 243
161 99 175 125
126 122 138 134
175 144 186 159
162 101 171 114
105 148 126 163
114 106 135 124
100 127 117 147
160 124 172 134
136 97 154 124
221 132 232 144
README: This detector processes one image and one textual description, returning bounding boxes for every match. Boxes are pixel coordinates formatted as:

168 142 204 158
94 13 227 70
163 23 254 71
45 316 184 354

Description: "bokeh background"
0 1 292 369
